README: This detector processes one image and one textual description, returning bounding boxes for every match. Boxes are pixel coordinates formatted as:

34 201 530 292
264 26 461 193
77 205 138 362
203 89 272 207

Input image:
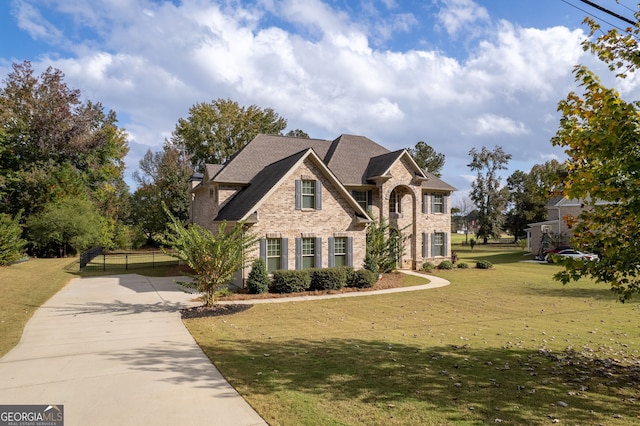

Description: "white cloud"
465 22 586 101
14 2 64 43
11 0 637 192
471 114 528 136
436 0 489 37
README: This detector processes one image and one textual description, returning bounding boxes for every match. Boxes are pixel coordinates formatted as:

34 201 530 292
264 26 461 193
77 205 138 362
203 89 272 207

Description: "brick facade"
190 134 455 287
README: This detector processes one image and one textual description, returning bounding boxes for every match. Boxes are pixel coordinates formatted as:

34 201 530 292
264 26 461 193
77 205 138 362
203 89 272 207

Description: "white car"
545 249 599 263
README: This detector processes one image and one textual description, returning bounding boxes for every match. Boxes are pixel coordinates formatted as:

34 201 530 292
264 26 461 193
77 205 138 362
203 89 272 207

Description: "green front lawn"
185 244 640 425
3 245 639 424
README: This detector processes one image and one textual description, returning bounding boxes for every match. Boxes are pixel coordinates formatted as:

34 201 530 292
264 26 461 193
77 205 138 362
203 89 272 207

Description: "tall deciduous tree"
0 61 130 252
551 15 640 300
173 98 287 170
407 141 445 177
504 161 564 241
131 140 193 244
27 197 102 257
286 129 310 138
468 146 511 244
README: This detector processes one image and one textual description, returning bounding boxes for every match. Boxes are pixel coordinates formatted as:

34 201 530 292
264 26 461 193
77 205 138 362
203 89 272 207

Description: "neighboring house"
190 134 456 287
526 196 607 257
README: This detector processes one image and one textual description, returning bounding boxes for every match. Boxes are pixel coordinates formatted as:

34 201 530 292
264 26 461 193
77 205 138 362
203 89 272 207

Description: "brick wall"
240 157 367 281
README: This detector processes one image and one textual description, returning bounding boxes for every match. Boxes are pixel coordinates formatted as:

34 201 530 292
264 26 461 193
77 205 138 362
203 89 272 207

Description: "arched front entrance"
387 185 417 269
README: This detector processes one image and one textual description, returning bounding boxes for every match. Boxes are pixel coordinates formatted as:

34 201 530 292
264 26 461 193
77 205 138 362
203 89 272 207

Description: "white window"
301 181 316 209
266 238 281 272
389 189 401 214
353 190 369 211
302 237 316 269
433 232 445 257
433 194 444 213
333 237 347 267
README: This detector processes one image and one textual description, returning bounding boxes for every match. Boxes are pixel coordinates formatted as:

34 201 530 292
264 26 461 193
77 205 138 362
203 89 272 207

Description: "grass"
184 243 640 425
3 243 639 424
0 258 76 357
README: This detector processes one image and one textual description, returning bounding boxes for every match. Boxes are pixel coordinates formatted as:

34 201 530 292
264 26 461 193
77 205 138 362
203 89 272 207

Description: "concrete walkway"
0 270 449 426
220 269 450 305
0 275 267 426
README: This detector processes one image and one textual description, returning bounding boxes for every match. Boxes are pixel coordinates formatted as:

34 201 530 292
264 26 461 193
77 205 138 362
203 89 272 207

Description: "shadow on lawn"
459 250 530 266
520 284 624 301
204 338 639 424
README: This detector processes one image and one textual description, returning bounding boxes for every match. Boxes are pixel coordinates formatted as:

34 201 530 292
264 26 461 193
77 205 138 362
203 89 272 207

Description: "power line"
616 0 638 16
560 0 628 32
577 0 636 25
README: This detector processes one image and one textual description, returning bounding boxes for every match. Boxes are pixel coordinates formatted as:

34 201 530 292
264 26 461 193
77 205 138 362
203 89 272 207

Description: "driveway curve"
0 275 267 426
0 271 449 426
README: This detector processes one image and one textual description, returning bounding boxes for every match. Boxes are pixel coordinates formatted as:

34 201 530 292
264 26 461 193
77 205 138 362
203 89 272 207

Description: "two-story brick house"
190 134 456 287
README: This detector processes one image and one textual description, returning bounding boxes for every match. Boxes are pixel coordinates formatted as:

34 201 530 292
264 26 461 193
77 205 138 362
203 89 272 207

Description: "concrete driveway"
0 274 267 426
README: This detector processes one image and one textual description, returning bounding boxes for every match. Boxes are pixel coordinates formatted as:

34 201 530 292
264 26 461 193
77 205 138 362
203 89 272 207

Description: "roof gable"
324 135 391 185
365 149 426 181
215 148 370 222
211 134 332 184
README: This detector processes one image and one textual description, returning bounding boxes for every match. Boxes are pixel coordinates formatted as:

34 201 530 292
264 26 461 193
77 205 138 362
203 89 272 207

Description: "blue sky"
1 0 639 198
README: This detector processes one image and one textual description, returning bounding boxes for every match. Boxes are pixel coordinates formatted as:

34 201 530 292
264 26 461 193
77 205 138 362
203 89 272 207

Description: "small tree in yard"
365 216 405 274
161 208 257 306
247 258 270 294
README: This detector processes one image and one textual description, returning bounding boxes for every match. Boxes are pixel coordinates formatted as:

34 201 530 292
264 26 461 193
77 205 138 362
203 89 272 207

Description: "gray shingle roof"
215 149 309 221
324 135 392 184
363 150 412 180
207 133 455 220
204 164 224 181
422 171 457 191
211 134 332 184
209 133 396 186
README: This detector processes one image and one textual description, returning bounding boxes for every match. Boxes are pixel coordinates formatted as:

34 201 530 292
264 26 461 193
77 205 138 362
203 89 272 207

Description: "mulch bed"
179 272 408 319
181 304 253 319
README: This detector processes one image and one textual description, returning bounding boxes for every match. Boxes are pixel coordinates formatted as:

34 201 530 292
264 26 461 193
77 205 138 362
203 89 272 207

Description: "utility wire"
616 0 638 16
577 0 636 25
560 0 627 32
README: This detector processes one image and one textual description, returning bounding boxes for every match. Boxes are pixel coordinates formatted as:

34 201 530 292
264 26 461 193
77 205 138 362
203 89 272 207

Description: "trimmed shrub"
270 270 311 293
346 269 377 288
421 261 435 272
309 267 347 291
457 262 469 269
476 260 493 269
215 287 233 298
247 258 270 294
437 260 454 270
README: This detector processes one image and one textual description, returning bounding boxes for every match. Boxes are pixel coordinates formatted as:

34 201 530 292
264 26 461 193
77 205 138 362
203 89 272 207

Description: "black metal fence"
79 246 103 269
80 250 180 271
